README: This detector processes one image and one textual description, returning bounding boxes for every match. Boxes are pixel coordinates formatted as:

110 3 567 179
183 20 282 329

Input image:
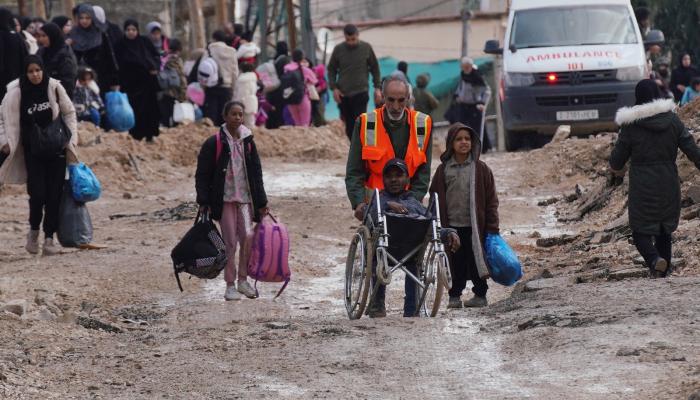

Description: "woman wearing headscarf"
283 48 317 126
670 53 700 102
0 55 78 255
610 79 700 277
114 19 161 142
68 4 118 94
50 16 72 37
37 22 78 98
0 8 29 99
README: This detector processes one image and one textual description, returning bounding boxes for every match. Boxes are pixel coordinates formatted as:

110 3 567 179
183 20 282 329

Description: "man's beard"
387 109 405 121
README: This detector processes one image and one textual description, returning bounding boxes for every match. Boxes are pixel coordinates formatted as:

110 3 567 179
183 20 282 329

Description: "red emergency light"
547 73 558 83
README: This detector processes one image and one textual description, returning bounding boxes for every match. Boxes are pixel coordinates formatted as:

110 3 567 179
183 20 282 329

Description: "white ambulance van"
485 0 662 150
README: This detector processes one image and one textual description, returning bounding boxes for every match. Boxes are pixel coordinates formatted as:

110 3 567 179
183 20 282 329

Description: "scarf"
116 20 159 72
69 4 103 52
20 55 50 127
39 23 67 63
461 69 486 87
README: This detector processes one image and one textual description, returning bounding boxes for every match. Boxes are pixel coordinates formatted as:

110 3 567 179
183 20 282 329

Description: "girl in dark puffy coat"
610 79 700 277
195 101 269 301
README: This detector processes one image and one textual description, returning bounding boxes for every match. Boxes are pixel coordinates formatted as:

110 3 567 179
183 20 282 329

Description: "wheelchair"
344 189 452 319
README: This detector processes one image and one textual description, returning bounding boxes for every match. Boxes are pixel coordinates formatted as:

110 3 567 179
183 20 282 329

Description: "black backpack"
171 210 227 291
280 66 305 105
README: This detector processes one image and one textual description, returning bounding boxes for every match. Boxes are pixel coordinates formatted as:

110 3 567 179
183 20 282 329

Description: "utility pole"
188 0 206 49
299 0 316 64
258 0 268 61
34 0 47 20
216 0 229 29
285 0 296 50
62 0 75 19
460 5 472 58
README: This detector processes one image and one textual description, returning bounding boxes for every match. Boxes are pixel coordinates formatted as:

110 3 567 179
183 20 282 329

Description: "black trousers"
159 94 176 127
339 91 369 140
24 150 66 238
632 230 672 270
204 86 232 126
449 226 488 298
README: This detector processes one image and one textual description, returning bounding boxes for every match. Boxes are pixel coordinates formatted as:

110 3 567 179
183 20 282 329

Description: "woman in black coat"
37 22 78 98
670 53 700 102
68 4 118 94
610 79 700 277
0 8 28 100
114 19 161 142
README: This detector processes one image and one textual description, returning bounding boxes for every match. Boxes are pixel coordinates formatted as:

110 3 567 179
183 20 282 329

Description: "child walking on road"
430 123 500 309
195 101 269 300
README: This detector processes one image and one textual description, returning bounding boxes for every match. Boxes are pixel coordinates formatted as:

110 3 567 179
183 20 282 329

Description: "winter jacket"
39 46 78 98
0 78 78 184
429 123 499 279
680 87 700 107
454 78 491 105
73 82 104 117
207 41 239 92
0 31 28 100
610 98 700 235
233 72 259 114
73 33 119 91
195 127 267 222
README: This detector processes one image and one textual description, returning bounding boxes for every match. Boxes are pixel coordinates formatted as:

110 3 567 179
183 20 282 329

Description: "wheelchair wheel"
420 245 445 317
345 226 373 320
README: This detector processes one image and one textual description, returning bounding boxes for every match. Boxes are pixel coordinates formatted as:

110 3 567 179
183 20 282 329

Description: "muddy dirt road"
1 139 699 399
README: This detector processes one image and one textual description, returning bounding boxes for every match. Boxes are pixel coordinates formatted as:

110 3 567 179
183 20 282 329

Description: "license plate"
556 110 599 121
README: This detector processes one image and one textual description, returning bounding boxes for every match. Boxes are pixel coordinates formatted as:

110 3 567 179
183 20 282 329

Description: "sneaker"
447 296 463 309
463 295 488 308
224 285 242 301
42 237 60 256
367 302 387 318
25 230 39 254
237 280 258 299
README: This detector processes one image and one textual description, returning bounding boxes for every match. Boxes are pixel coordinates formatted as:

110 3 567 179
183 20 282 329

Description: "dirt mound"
73 120 348 191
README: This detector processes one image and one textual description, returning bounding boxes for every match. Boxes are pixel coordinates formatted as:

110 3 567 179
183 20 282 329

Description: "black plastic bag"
57 181 93 247
171 210 227 291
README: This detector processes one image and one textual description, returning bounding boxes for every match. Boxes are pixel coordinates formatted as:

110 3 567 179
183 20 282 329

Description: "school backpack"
171 210 228 291
247 214 291 298
280 67 305 105
197 45 223 88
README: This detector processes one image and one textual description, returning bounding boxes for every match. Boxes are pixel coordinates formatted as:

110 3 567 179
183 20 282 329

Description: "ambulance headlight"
504 72 535 87
616 66 646 81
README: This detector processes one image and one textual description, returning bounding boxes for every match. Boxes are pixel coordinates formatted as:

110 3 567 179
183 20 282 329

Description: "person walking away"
680 78 700 107
236 31 260 67
345 76 433 316
429 124 500 308
284 49 317 126
159 38 187 127
264 49 289 129
73 66 104 126
413 73 439 116
610 79 700 277
195 101 269 300
233 62 259 128
446 57 492 153
670 53 700 102
36 22 78 98
312 62 327 126
68 5 119 96
0 55 78 255
327 24 381 140
0 8 28 100
114 20 161 142
91 6 123 53
195 30 239 126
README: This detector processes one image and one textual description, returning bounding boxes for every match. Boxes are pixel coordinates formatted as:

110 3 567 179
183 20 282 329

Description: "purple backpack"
247 215 291 298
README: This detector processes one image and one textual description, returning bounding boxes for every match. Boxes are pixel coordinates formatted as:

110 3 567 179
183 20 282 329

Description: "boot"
25 230 39 254
42 237 60 256
367 287 387 318
463 295 488 308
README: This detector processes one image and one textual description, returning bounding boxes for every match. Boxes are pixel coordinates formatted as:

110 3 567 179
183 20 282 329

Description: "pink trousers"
219 202 254 284
287 96 312 126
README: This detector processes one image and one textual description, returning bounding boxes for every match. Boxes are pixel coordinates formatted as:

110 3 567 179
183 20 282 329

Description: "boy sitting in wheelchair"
355 158 460 318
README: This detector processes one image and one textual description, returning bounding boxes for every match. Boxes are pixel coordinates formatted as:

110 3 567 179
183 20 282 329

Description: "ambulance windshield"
510 5 638 50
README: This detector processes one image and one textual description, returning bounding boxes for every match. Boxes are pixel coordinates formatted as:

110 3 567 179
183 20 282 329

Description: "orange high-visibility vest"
359 107 432 190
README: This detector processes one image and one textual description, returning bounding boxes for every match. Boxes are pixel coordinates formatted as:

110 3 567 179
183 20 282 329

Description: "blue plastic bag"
69 163 101 202
485 233 523 286
105 91 135 132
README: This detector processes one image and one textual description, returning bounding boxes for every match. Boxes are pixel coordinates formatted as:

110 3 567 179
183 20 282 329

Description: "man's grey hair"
381 75 410 96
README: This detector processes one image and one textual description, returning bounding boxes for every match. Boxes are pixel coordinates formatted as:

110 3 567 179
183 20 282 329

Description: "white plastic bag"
173 101 195 123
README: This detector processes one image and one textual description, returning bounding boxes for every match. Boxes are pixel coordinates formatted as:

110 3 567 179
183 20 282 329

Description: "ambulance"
485 0 663 150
